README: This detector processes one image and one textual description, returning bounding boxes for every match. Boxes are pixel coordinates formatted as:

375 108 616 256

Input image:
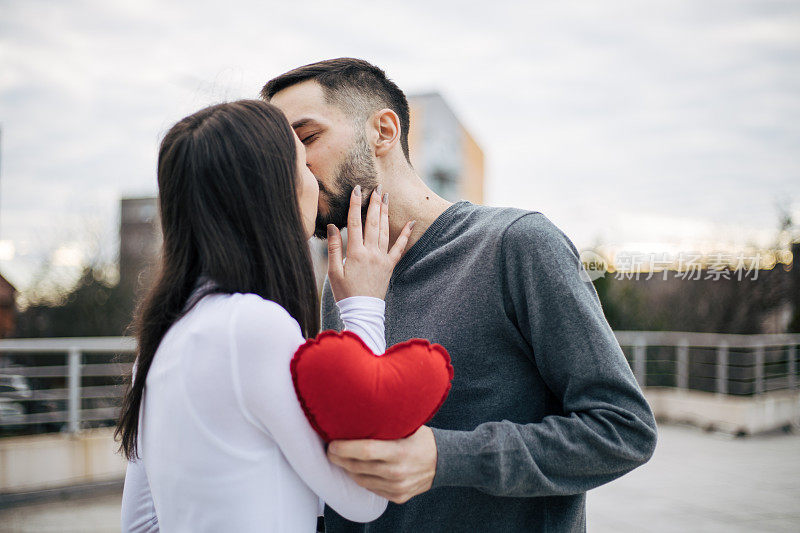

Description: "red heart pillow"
290 330 453 442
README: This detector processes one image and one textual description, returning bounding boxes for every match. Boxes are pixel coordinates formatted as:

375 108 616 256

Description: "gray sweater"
321 201 657 532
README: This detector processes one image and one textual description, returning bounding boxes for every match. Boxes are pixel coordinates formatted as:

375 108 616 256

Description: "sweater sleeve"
430 212 658 497
229 294 388 522
321 277 345 332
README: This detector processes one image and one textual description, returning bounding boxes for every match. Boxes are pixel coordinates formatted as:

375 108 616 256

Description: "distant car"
0 374 32 399
0 397 26 431
0 374 32 434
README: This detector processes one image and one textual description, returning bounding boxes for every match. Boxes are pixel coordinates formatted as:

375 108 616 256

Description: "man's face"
270 80 377 239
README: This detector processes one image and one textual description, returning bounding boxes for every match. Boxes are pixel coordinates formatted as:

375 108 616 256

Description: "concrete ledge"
644 387 800 435
0 428 126 494
0 478 123 510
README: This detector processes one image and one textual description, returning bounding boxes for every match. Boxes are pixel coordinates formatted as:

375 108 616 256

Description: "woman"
115 99 414 532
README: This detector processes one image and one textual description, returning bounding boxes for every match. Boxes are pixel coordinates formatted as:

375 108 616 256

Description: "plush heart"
290 330 453 442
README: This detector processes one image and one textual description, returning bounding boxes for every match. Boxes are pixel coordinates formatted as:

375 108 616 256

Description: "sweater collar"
391 200 471 280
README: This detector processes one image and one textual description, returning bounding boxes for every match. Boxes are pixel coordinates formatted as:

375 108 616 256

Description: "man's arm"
328 212 657 502
429 212 657 497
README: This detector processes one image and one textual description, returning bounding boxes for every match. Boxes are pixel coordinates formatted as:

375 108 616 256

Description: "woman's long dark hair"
115 100 319 460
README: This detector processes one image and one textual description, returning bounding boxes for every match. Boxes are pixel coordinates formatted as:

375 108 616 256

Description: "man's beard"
313 133 378 239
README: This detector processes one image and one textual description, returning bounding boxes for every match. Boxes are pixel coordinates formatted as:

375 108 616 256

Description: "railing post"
633 339 646 387
67 347 81 433
716 342 728 395
754 344 765 395
677 341 689 390
788 345 797 391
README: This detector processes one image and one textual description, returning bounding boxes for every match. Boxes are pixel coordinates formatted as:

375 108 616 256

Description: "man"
263 58 657 532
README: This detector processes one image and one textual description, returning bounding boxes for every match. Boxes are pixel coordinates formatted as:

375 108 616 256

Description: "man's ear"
371 108 401 157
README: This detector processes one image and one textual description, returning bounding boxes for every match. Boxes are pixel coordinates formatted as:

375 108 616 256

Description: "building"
0 273 16 338
407 92 484 204
119 197 161 294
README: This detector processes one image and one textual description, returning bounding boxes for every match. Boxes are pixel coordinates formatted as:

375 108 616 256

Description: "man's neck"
384 166 454 251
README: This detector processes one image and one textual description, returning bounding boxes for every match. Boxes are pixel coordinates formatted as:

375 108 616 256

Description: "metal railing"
0 337 135 434
1 332 799 435
614 332 800 395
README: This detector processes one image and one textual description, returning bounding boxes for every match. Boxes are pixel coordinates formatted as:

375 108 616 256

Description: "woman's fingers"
327 224 344 281
378 191 390 253
388 219 416 264
346 185 363 256
363 186 382 249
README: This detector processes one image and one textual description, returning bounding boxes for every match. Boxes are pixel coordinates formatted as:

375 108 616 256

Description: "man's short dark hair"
261 58 411 163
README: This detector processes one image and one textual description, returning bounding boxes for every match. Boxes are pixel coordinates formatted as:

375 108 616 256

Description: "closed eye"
301 132 319 145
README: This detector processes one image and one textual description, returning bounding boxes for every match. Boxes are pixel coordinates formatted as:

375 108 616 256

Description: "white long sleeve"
121 293 388 533
121 459 159 533
336 296 386 354
121 364 160 533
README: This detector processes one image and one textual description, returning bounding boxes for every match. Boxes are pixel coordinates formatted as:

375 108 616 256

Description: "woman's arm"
120 362 159 533
229 294 388 523
120 458 159 532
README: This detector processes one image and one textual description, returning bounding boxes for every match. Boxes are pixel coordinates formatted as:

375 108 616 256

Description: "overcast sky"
1 0 799 291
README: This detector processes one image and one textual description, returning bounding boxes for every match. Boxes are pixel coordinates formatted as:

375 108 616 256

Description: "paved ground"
1 424 798 532
0 493 122 533
587 423 800 532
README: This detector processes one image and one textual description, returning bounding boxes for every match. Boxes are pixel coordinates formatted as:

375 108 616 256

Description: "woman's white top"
120 292 388 532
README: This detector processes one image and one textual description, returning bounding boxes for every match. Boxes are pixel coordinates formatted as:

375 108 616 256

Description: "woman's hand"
326 184 414 301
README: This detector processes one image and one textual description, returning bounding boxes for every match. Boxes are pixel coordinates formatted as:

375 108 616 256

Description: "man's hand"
327 426 437 504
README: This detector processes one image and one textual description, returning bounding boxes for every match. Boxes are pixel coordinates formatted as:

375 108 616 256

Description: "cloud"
1 0 799 290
